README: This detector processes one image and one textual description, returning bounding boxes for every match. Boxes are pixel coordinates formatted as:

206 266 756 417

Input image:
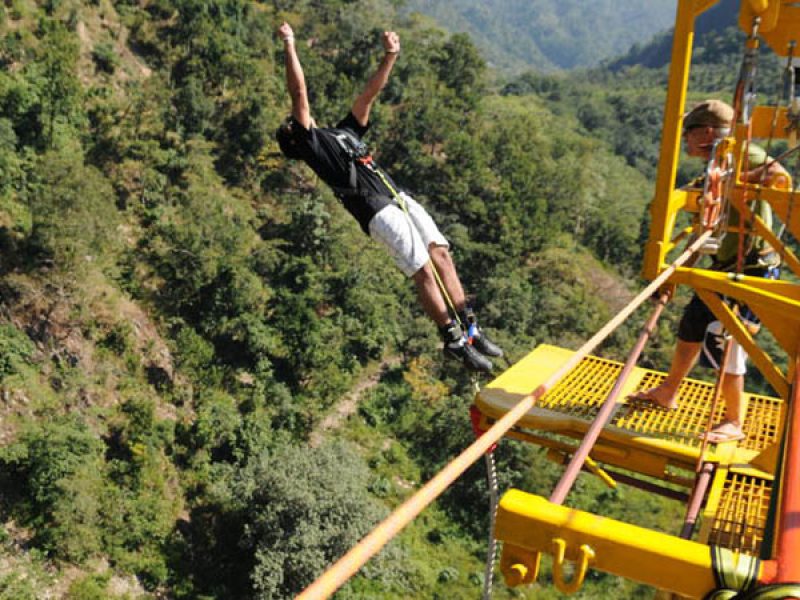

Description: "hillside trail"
309 355 402 448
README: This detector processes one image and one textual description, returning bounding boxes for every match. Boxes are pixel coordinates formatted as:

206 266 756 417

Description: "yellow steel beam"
740 0 780 32
740 1 800 56
670 268 800 309
498 425 696 485
497 490 720 597
723 196 800 279
670 269 800 363
699 465 730 545
739 187 800 254
744 106 794 140
695 289 789 398
644 0 703 280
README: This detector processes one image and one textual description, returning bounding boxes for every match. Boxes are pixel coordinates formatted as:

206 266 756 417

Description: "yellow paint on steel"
746 106 794 139
700 466 773 555
670 269 800 379
297 237 711 599
746 0 770 14
740 1 800 56
644 0 708 280
695 289 789 399
551 537 596 594
584 456 617 489
721 191 800 279
476 344 783 477
694 0 722 15
496 490 720 597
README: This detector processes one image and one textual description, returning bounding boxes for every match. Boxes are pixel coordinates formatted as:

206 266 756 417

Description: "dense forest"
405 0 677 72
0 0 790 598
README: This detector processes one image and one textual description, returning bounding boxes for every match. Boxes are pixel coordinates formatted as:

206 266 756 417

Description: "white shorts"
701 321 748 376
368 192 449 277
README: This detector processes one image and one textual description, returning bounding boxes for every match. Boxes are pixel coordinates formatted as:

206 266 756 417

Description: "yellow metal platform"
476 344 784 476
476 344 784 558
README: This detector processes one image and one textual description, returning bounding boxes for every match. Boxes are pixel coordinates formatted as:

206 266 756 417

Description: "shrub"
0 417 105 561
0 324 35 380
91 42 118 74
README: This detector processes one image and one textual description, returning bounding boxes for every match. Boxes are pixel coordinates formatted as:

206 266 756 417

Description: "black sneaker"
443 338 493 373
468 324 504 358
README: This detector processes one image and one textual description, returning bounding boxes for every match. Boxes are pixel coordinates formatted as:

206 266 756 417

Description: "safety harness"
332 130 373 191
331 129 468 332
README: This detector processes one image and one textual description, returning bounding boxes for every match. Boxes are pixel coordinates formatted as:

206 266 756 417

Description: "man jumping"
275 22 502 373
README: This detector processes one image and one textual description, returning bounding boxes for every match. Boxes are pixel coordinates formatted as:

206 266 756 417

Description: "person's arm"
351 31 400 127
745 159 790 188
278 22 311 129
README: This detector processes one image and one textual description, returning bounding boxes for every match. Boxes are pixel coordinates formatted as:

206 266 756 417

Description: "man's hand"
382 31 400 54
278 22 295 44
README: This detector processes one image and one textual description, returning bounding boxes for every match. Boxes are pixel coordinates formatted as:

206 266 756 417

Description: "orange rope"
296 231 712 600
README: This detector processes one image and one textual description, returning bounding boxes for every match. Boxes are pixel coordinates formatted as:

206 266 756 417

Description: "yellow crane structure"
299 1 800 598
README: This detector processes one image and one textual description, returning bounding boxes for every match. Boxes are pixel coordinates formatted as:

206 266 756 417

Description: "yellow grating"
537 356 618 419
740 393 784 452
708 472 772 555
614 372 726 448
479 344 784 453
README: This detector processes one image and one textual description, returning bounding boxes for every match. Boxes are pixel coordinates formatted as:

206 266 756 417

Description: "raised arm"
278 22 311 129
351 31 400 127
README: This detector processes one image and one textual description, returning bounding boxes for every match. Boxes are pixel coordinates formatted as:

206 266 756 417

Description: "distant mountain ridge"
405 0 678 72
608 0 739 70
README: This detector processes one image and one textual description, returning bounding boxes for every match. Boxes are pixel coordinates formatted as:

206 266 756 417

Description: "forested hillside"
0 0 772 598
405 0 677 72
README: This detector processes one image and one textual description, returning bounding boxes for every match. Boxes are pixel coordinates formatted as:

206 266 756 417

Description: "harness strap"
334 131 466 329
369 164 463 325
705 547 760 600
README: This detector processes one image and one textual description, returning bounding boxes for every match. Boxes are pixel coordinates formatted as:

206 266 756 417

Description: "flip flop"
699 421 746 444
627 389 678 412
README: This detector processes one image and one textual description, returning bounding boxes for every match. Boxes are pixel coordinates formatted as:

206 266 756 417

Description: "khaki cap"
683 99 734 130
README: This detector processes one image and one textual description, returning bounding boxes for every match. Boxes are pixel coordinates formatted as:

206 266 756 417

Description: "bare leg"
701 373 746 442
722 373 745 426
412 262 450 326
428 245 466 313
630 339 702 409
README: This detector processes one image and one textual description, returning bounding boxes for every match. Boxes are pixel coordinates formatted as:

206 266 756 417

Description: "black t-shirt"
287 113 403 232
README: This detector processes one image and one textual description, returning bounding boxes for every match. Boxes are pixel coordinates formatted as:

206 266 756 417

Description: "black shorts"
676 265 774 343
677 294 716 343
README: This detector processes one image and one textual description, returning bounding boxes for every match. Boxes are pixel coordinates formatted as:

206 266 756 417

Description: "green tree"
180 441 397 598
28 148 120 273
0 417 106 561
0 324 35 381
36 20 82 148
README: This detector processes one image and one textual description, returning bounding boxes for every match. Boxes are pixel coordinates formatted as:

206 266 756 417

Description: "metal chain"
482 450 499 600
470 374 499 600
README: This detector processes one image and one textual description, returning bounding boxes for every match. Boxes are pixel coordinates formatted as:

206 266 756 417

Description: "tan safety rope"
366 159 464 327
296 232 712 600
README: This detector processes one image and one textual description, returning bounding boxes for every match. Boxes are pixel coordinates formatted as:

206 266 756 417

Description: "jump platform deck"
474 344 784 555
